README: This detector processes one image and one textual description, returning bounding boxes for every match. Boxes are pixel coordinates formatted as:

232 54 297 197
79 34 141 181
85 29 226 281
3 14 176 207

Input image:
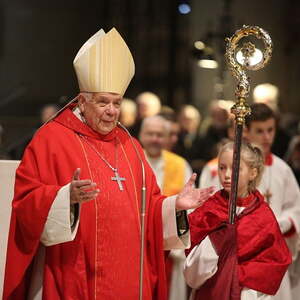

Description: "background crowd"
3 82 299 184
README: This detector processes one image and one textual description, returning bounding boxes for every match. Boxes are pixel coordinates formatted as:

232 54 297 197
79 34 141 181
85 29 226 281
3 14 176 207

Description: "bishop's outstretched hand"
175 173 215 211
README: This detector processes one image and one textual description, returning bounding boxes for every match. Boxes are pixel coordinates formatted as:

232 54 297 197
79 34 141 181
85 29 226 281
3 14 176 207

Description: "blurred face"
245 118 276 156
165 121 180 151
227 115 247 141
78 92 122 135
291 144 300 169
218 149 257 197
179 113 199 133
41 106 59 123
170 122 180 147
211 107 228 127
139 122 167 158
137 97 160 119
137 101 148 119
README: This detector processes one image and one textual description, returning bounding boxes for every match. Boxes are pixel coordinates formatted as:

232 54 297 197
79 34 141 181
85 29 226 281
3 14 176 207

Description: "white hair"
140 115 170 133
121 98 137 114
136 91 161 116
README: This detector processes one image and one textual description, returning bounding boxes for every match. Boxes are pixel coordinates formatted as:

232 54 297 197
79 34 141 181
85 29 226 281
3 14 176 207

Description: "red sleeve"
186 192 228 256
3 125 74 299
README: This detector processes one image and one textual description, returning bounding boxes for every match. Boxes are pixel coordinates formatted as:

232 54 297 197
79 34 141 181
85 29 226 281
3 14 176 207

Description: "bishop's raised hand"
175 173 215 211
70 168 100 204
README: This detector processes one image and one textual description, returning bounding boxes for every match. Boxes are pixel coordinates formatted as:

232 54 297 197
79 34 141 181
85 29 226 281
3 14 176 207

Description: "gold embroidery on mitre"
73 28 135 96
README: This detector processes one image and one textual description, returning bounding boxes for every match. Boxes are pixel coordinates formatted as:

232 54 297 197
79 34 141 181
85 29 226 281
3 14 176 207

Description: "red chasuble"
3 106 167 300
187 189 292 297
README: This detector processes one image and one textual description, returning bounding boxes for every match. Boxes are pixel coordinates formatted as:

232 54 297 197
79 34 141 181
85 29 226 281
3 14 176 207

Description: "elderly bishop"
3 28 214 300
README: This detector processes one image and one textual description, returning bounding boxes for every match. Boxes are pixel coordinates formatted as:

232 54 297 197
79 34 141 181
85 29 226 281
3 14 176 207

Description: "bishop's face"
79 92 122 135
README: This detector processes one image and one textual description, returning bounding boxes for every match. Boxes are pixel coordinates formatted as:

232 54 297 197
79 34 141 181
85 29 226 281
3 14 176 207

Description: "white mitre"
73 28 135 96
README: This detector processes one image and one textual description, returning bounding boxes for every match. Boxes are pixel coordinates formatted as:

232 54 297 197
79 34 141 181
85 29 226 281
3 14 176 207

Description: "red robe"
187 189 292 296
3 106 167 300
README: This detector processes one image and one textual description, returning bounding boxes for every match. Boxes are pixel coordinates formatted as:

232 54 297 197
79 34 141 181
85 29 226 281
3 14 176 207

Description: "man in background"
130 91 161 137
139 115 192 300
245 103 300 300
253 83 291 158
7 103 60 159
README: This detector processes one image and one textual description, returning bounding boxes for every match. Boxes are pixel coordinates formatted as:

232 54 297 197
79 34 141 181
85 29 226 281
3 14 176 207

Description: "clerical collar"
73 106 84 121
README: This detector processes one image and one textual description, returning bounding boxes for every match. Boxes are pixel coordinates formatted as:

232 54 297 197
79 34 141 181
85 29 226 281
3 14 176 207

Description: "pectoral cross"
111 170 126 191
